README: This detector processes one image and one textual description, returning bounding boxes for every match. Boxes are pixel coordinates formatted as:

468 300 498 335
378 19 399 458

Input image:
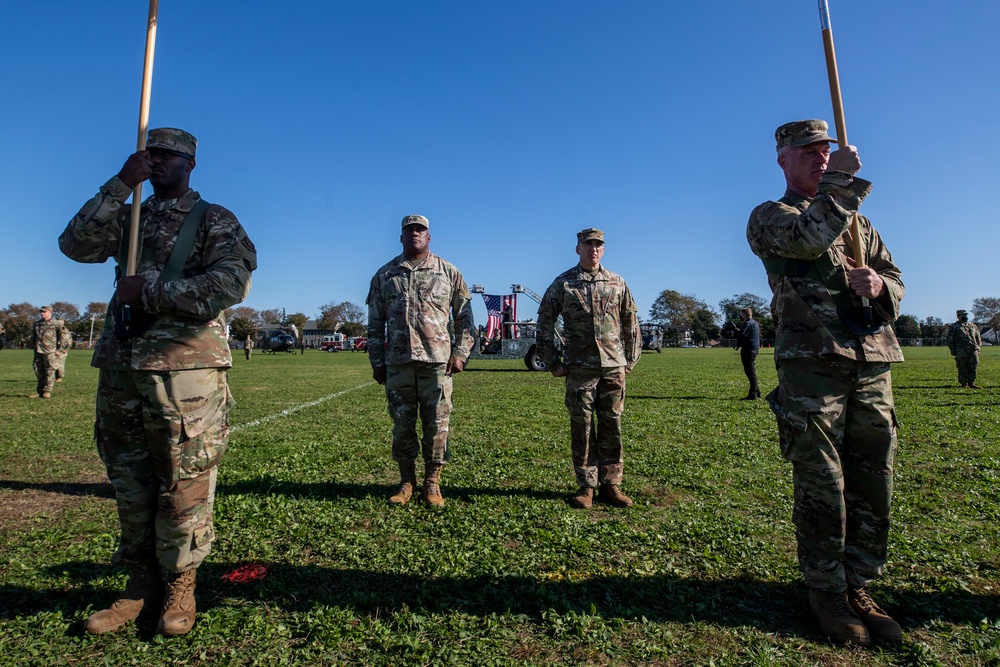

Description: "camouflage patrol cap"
577 228 605 243
775 120 838 151
957 309 968 316
39 305 52 312
146 128 197 158
401 214 429 230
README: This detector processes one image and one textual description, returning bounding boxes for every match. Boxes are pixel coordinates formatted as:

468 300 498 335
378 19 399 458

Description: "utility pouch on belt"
115 200 211 341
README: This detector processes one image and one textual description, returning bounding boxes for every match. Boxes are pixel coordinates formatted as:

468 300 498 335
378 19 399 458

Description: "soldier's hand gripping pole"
122 0 159 334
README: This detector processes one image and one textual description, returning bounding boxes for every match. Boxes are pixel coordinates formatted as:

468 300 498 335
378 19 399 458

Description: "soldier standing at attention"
946 309 982 388
747 120 904 646
29 305 69 398
52 320 73 383
736 307 761 400
59 128 257 637
244 334 253 361
367 215 475 507
537 228 640 510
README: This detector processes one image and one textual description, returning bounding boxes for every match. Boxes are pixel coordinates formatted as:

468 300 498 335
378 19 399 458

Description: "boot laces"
165 573 195 607
851 588 883 614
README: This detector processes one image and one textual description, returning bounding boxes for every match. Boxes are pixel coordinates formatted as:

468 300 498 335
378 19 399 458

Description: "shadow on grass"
0 480 113 499
462 368 530 373
8 561 1000 643
217 478 566 502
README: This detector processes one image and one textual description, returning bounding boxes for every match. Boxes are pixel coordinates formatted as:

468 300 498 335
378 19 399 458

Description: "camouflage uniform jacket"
58 322 73 350
537 264 640 372
946 321 981 352
31 318 67 355
366 252 475 369
59 175 257 371
747 172 904 364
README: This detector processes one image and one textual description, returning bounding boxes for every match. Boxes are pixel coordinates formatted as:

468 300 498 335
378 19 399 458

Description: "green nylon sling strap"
118 198 211 284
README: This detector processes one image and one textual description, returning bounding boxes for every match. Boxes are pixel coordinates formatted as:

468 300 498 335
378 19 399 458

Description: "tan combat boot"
422 462 445 507
597 484 633 508
41 392 51 399
389 460 418 504
809 589 870 646
570 487 595 509
83 561 161 634
848 587 903 642
157 570 197 636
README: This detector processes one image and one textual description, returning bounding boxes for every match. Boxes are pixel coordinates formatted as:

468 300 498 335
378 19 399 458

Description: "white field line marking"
231 382 374 434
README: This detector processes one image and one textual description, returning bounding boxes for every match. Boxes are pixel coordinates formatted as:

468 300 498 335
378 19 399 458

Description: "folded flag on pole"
483 294 517 339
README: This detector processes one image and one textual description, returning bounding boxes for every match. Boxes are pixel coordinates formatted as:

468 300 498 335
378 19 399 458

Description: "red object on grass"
221 563 268 584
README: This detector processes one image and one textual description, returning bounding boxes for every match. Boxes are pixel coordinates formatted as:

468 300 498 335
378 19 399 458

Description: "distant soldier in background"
52 320 73 383
244 334 253 361
736 307 761 400
367 214 475 507
0 321 6 350
747 120 904 646
29 305 69 398
537 228 640 510
946 309 982 388
60 128 257 637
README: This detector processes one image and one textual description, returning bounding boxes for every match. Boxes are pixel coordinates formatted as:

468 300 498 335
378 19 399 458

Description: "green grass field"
1 346 998 666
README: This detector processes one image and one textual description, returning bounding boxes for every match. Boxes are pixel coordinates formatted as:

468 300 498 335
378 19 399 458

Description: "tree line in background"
4 294 999 350
0 300 366 349
645 291 1000 347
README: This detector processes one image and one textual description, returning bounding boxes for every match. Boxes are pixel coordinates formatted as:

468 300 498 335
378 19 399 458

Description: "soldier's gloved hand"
117 275 147 307
827 146 861 175
372 367 387 385
117 150 153 188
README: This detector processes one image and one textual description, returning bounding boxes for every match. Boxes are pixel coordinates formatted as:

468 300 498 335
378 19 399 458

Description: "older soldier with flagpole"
744 2 906 646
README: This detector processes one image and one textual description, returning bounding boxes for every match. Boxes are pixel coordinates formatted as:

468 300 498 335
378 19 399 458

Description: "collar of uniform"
575 264 605 281
781 188 812 206
394 251 436 271
143 188 200 214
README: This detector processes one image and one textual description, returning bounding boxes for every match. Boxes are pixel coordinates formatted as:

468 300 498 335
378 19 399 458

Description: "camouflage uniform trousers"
385 362 452 464
33 352 57 394
565 367 627 488
767 356 897 592
95 367 233 573
52 349 67 380
955 348 979 386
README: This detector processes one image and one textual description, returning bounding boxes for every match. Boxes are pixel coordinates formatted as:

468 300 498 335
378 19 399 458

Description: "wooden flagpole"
125 0 159 277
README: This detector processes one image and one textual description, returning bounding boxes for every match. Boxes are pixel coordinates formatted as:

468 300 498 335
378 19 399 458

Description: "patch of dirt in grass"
640 485 696 508
0 470 108 537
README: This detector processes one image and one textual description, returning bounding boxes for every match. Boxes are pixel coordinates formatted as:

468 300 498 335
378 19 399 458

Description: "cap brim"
791 134 839 147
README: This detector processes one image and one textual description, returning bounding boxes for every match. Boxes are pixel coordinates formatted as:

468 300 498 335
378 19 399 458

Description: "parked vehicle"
266 334 296 353
321 333 346 352
642 327 662 353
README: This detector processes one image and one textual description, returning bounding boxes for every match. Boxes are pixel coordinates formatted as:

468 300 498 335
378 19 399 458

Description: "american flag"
482 294 517 340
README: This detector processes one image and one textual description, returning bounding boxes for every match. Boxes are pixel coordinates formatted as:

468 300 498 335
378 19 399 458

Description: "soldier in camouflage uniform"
51 320 73 382
59 128 256 637
244 334 253 361
537 228 640 510
946 309 982 388
367 215 474 507
747 120 904 646
29 305 70 398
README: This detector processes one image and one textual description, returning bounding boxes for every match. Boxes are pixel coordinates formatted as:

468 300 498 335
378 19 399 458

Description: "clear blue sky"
1 1 996 327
